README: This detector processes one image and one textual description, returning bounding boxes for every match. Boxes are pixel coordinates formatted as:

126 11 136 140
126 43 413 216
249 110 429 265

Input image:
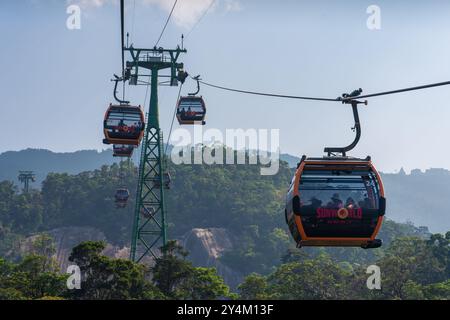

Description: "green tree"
0 253 66 300
69 241 158 300
183 267 233 300
266 254 351 300
152 240 232 300
423 279 450 299
238 273 271 300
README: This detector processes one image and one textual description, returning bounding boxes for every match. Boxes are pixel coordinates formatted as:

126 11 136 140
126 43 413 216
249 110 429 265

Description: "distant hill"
0 149 136 186
381 169 450 234
1 148 450 233
0 148 301 186
279 153 301 168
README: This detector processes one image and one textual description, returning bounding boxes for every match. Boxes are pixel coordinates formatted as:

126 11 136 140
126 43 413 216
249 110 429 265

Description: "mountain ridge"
1 148 450 233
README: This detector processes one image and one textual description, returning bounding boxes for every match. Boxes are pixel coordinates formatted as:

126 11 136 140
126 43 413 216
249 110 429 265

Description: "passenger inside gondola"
346 197 356 209
107 118 143 138
299 169 381 212
327 193 343 209
179 107 194 120
178 105 204 120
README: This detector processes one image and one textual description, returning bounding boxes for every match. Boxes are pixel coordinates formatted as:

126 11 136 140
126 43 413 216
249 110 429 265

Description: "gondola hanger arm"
324 89 368 157
112 74 130 105
189 75 202 96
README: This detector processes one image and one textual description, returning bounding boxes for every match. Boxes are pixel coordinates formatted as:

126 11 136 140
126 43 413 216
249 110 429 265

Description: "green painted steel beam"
128 46 186 263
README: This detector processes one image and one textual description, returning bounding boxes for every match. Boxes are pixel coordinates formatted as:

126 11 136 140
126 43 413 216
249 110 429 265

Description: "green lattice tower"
18 171 36 194
127 48 186 262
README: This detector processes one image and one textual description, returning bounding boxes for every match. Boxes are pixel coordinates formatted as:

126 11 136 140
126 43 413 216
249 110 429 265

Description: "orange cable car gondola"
113 144 134 158
176 96 206 125
103 104 145 146
176 76 206 125
285 156 385 249
285 90 386 249
115 188 130 209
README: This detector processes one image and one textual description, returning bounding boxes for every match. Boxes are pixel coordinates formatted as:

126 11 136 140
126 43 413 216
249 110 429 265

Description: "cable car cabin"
103 104 145 146
285 156 386 249
154 172 171 190
113 145 134 158
176 97 206 125
115 188 130 209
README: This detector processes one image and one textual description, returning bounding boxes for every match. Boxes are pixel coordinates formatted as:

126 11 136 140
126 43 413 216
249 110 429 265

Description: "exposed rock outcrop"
21 227 129 272
181 228 243 289
21 226 242 289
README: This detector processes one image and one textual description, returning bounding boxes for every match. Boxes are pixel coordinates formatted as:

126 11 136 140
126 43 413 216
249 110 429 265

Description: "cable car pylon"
18 171 36 194
124 45 187 262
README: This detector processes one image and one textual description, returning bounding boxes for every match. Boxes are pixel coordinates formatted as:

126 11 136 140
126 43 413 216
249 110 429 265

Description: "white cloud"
66 0 241 29
67 0 118 10
142 0 217 29
223 0 241 13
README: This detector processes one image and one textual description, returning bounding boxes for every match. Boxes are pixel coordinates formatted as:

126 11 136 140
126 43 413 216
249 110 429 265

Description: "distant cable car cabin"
113 145 134 158
103 104 145 146
176 96 206 125
285 156 385 249
115 188 130 208
154 172 171 189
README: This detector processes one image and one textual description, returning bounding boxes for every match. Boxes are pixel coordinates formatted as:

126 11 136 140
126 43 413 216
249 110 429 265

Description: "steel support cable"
199 80 339 102
133 81 152 163
165 83 183 155
341 80 450 101
155 0 179 47
198 79 450 103
121 0 125 74
185 0 216 39
120 0 126 101
130 0 136 44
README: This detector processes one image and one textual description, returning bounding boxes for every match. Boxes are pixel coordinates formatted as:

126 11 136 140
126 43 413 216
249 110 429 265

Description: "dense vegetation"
0 152 449 299
0 236 232 300
3 148 450 233
239 233 450 300
1 233 448 300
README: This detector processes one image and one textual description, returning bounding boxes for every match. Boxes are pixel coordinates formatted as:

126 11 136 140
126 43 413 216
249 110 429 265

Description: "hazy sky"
1 0 450 173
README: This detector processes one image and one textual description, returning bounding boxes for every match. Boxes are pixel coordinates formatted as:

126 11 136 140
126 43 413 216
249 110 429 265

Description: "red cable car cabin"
103 104 145 146
176 96 206 125
113 145 134 158
285 156 385 249
115 188 130 209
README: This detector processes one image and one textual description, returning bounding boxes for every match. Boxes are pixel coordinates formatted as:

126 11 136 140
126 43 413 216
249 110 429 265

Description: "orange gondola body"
115 188 130 209
103 104 145 146
176 96 206 125
285 156 385 249
113 144 134 158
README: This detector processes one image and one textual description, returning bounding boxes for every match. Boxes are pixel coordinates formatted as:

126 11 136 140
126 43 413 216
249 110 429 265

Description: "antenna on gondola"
324 89 368 157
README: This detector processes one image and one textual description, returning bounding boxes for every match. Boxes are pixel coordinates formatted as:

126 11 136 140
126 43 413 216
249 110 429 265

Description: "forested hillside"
2 149 450 232
0 153 449 299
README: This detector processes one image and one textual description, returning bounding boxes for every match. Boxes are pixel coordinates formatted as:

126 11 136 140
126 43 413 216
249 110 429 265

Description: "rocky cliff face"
22 226 242 289
21 227 129 272
181 228 243 289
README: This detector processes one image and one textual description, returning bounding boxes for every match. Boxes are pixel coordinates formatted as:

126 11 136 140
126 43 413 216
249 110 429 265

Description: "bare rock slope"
181 228 243 289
